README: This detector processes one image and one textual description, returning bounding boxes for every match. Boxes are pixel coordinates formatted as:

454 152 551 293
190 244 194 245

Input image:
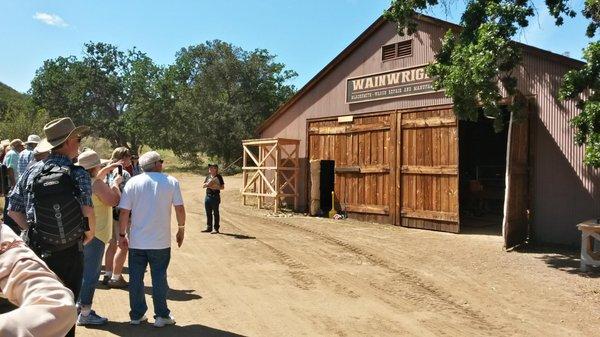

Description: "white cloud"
33 12 69 27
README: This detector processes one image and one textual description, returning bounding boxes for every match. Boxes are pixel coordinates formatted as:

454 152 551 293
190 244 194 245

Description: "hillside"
0 81 26 112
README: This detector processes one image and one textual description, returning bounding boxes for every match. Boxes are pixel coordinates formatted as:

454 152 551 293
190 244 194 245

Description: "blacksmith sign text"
346 65 437 104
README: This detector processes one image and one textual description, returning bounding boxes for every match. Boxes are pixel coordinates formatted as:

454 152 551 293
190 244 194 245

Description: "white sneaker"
130 315 148 325
154 314 176 327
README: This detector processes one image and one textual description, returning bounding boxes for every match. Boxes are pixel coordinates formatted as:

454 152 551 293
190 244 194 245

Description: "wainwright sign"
346 65 437 104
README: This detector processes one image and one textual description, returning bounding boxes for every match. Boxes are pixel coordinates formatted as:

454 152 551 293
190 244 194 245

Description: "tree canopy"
30 42 163 153
148 40 297 164
386 0 599 165
28 40 296 165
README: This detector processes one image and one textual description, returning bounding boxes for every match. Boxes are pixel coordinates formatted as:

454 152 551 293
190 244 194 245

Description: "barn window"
381 40 412 61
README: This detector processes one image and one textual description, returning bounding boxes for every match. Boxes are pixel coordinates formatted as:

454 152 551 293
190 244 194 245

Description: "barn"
255 14 598 247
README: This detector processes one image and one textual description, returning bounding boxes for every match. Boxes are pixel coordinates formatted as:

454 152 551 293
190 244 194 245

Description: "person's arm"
6 167 15 188
7 211 27 230
218 175 225 190
96 162 121 181
81 206 95 244
8 174 29 230
117 209 131 249
0 225 77 337
175 205 186 247
92 179 120 207
73 168 95 243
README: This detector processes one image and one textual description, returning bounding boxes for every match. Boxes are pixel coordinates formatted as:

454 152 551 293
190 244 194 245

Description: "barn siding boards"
400 107 460 233
259 14 595 245
307 113 394 222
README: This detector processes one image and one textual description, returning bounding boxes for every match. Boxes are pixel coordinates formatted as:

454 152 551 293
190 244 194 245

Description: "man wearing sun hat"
16 134 41 179
8 117 96 337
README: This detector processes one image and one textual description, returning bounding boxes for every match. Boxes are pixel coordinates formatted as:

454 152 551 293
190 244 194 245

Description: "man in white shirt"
117 151 186 328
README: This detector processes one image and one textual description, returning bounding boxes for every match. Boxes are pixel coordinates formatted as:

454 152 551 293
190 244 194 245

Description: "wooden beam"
401 209 459 222
335 166 361 173
360 165 390 173
242 166 298 171
334 165 390 174
401 165 458 175
344 204 390 215
401 117 456 129
308 122 390 135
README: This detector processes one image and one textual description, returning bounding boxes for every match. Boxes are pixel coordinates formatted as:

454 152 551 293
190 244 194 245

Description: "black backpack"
28 163 85 253
0 164 10 196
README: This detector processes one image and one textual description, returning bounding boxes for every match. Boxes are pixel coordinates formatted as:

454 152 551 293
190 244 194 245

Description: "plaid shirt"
8 154 93 223
17 148 34 179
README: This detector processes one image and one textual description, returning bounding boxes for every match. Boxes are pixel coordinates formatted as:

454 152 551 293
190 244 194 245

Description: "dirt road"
78 173 600 337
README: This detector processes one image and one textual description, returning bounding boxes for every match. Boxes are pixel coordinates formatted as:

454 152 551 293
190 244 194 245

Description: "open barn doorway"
459 111 510 235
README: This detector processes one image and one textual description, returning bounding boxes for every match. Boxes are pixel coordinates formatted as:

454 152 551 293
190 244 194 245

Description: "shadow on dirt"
218 232 256 240
96 286 202 301
84 321 247 336
514 244 600 278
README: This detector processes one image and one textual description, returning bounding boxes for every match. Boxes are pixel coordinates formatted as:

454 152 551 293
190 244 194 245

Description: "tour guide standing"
8 117 96 337
117 151 186 327
202 164 225 234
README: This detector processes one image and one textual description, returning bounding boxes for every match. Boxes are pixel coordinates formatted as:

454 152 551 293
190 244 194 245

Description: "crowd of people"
0 117 225 336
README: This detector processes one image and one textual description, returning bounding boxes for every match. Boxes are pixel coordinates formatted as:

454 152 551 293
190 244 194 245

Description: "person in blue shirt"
8 117 95 337
16 135 40 180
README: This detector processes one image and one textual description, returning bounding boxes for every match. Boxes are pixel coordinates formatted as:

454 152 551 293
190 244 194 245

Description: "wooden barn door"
398 107 460 232
503 111 530 248
308 112 395 223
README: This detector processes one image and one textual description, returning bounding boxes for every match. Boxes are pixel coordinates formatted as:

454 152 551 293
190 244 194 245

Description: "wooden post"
242 144 247 206
258 146 263 209
294 142 299 211
274 143 280 213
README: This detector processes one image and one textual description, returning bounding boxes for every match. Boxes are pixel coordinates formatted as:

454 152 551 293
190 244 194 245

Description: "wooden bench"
577 220 600 272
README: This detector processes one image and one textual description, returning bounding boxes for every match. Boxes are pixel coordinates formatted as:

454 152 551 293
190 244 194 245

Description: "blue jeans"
205 195 220 230
79 237 106 306
129 248 171 320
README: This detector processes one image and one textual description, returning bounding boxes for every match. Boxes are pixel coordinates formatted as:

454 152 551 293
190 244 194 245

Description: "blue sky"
0 0 593 93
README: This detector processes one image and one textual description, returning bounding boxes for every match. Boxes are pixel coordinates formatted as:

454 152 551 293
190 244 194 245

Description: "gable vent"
381 40 412 61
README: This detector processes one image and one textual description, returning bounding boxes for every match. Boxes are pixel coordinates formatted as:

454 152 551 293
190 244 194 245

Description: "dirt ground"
68 173 600 336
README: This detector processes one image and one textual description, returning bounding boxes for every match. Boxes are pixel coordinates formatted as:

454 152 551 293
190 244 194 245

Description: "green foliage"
583 0 600 37
384 0 439 36
30 42 163 153
560 41 600 166
156 40 296 165
387 0 552 130
387 0 599 166
0 82 50 140
28 40 296 166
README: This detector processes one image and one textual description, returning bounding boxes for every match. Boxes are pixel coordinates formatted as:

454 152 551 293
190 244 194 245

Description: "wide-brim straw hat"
10 139 23 148
24 134 41 145
75 150 102 170
36 117 90 153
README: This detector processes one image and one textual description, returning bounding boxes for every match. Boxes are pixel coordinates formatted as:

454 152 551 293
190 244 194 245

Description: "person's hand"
117 235 128 249
112 174 123 187
176 228 185 247
202 183 208 188
83 232 93 245
111 160 124 168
